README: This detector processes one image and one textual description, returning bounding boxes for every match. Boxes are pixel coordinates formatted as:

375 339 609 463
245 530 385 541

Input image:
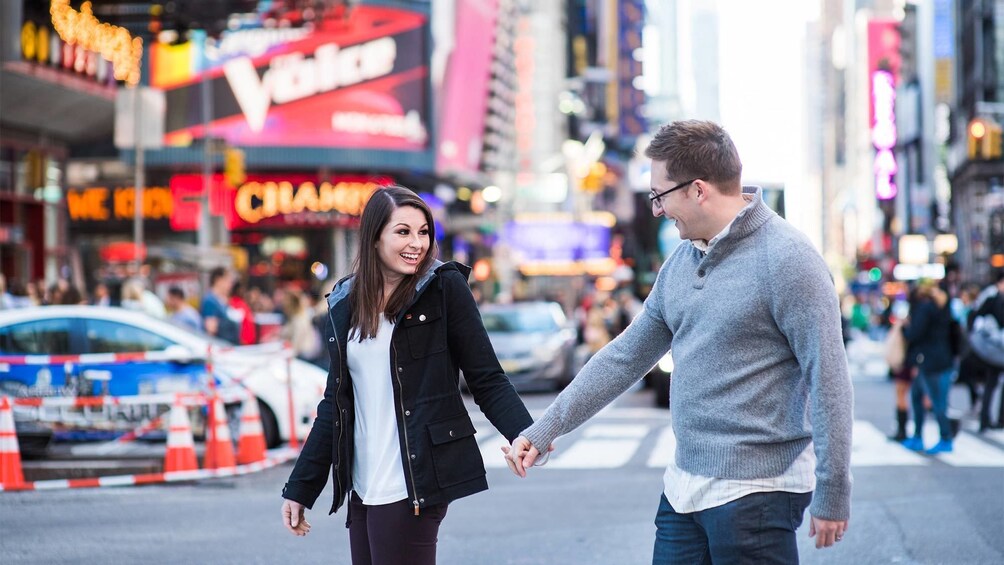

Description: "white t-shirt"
347 317 409 505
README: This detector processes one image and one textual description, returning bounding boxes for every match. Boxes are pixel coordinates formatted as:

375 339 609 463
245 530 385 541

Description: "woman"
901 283 956 453
229 282 257 345
278 289 321 362
279 186 534 564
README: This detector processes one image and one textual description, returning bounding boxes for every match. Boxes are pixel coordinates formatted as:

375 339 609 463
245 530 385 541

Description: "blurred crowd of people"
842 268 1004 452
0 270 330 368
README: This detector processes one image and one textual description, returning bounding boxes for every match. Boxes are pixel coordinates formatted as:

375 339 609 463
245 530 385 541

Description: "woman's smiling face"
376 205 430 281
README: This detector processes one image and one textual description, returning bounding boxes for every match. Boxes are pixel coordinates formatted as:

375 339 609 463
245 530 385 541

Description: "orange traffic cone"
0 396 26 488
236 394 267 465
203 395 236 470
163 396 198 473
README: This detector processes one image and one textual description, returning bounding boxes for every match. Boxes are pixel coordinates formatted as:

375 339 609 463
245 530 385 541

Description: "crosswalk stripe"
475 429 509 468
913 422 1004 467
646 426 676 468
583 424 649 438
548 438 643 469
545 423 651 469
851 421 928 466
473 420 1004 470
983 429 1004 444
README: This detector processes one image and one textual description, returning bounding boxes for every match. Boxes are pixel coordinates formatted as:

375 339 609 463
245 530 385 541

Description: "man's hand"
501 436 552 478
809 516 848 549
282 499 311 537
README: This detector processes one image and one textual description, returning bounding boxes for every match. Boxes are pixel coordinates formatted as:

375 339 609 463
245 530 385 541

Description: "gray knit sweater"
522 187 854 521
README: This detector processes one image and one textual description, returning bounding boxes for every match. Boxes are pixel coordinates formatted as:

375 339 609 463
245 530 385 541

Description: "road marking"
547 424 649 469
582 424 649 438
851 421 928 466
475 428 510 468
646 426 676 468
913 422 1004 467
475 419 1004 471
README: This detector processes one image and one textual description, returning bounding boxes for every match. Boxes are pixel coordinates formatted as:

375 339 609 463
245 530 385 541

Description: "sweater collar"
722 185 775 241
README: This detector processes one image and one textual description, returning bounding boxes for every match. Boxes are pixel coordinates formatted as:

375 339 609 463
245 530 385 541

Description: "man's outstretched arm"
510 302 674 476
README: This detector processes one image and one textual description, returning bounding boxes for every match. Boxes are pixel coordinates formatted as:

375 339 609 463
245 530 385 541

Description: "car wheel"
258 400 280 449
653 372 671 408
225 399 279 449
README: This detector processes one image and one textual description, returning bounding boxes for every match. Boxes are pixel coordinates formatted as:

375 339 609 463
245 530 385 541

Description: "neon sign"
871 70 897 200
234 180 380 224
49 0 143 85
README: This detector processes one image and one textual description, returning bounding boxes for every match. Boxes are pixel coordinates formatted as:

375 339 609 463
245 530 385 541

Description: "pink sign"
435 0 499 175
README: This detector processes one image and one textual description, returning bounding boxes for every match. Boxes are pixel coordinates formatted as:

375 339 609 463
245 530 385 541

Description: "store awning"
0 61 115 143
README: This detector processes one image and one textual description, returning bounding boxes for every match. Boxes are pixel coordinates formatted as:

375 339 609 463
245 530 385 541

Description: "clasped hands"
501 436 552 478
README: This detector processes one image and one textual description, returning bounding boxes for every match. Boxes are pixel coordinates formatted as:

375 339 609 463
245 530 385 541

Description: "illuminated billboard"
151 6 428 151
868 20 900 201
169 174 388 231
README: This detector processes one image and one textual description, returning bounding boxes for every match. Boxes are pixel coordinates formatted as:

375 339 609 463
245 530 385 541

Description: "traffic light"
988 121 1003 159
224 148 246 187
968 118 1003 160
897 4 917 83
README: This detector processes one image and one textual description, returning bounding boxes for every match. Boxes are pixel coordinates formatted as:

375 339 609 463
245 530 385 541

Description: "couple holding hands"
280 120 853 565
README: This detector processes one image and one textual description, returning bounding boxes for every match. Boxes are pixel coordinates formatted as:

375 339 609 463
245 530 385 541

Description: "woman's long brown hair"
348 185 438 341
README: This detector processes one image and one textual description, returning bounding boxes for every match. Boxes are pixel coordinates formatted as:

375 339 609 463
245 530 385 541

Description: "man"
200 267 240 344
165 286 202 332
505 120 853 563
968 271 1004 431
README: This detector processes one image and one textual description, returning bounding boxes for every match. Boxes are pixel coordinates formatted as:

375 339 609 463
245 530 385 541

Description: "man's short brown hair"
644 120 742 194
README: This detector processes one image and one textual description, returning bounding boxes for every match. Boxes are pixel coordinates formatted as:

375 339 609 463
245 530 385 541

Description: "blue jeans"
653 491 812 564
911 367 954 441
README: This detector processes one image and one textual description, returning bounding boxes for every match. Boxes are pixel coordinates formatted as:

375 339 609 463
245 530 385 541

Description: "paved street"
2 338 1004 564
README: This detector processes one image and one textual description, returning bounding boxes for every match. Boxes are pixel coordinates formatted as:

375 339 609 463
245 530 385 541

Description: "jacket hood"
325 260 470 311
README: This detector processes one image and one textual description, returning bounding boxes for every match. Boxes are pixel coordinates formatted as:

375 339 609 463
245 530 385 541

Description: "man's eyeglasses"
649 178 698 207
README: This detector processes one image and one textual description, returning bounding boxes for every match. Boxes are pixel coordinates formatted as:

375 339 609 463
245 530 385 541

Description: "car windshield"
482 307 559 333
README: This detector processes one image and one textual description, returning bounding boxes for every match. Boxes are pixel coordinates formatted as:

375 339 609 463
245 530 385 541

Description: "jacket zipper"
391 339 421 515
327 310 345 506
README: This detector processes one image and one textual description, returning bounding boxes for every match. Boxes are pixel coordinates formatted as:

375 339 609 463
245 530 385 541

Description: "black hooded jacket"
281 261 532 514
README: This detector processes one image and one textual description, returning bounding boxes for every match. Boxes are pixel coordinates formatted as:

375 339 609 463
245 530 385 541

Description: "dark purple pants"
347 492 449 565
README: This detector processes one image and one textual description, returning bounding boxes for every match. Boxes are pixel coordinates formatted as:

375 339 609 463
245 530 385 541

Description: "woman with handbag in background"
885 310 912 442
278 186 537 565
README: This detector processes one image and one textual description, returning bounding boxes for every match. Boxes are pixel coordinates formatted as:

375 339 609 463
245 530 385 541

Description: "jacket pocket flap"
427 415 476 445
401 308 443 327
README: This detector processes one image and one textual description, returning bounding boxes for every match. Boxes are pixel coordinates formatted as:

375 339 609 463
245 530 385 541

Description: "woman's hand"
282 499 311 537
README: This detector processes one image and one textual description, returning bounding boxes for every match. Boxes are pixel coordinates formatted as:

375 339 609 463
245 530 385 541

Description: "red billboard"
153 6 428 150
169 174 389 231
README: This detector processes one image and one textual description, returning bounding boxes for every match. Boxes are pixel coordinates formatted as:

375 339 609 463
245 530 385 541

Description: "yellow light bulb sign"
49 0 143 85
224 148 247 188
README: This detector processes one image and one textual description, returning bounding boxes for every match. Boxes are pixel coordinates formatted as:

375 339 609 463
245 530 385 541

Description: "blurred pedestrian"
0 275 33 309
885 310 912 442
504 120 853 559
279 290 321 362
967 272 1004 432
280 186 536 564
91 282 111 307
230 281 257 345
59 285 86 305
165 286 202 333
121 278 166 318
901 283 955 453
201 267 240 344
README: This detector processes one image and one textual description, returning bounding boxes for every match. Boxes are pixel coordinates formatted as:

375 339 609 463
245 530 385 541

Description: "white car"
0 306 327 448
